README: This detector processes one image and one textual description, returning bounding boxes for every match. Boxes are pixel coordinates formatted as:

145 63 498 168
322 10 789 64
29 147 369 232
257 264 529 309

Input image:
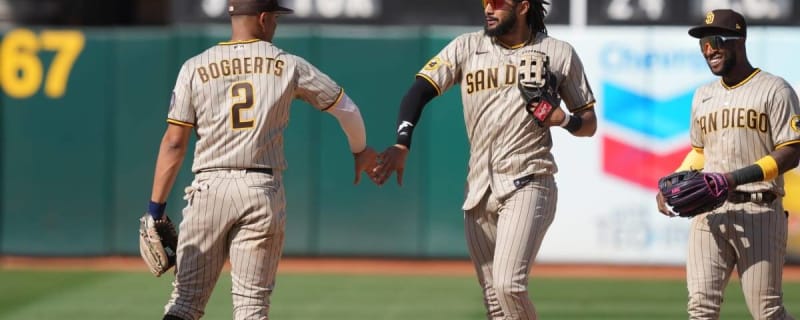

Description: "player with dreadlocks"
371 0 598 319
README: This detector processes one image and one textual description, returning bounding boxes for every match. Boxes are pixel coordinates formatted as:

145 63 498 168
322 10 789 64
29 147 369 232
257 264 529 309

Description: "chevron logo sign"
602 82 695 190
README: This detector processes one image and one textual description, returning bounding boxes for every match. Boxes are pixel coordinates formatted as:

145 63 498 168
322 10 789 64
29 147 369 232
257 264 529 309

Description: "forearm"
560 108 596 137
727 143 800 186
150 130 190 203
570 110 597 137
327 93 366 153
395 77 438 149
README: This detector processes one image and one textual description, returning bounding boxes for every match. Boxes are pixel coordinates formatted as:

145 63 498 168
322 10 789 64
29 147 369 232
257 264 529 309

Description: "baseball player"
371 0 597 319
144 0 377 319
656 9 800 319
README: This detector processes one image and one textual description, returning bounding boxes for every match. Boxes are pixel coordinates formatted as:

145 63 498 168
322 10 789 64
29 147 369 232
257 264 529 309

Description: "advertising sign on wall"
536 26 800 264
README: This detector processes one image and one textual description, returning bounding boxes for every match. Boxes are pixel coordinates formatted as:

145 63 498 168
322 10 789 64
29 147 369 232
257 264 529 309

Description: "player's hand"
656 192 677 217
353 146 378 185
372 144 409 186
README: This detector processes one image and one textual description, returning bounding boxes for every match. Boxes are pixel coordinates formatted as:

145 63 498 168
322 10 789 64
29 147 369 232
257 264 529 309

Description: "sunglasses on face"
699 35 743 50
482 0 514 10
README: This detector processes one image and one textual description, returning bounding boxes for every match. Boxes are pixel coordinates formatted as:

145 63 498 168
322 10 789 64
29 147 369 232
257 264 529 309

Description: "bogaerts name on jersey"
696 107 769 135
197 57 285 83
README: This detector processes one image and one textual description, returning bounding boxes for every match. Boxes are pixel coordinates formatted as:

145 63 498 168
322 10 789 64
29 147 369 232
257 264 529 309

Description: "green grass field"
1 270 799 319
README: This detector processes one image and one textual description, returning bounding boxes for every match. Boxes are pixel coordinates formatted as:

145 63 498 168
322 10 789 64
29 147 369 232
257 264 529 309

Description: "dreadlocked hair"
515 0 548 34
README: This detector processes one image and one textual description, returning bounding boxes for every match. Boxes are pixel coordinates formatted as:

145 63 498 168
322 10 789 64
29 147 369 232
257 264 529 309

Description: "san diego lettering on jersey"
465 65 519 94
196 56 285 83
696 107 769 135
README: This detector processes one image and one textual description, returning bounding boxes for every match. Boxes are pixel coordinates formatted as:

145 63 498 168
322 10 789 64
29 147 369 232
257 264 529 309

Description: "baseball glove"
518 53 560 126
658 170 729 217
138 213 178 277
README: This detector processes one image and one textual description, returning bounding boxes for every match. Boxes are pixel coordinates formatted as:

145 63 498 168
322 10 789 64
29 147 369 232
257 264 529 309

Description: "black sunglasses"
699 35 743 50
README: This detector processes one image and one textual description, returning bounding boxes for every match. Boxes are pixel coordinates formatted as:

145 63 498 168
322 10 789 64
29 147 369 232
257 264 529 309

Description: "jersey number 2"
230 82 255 129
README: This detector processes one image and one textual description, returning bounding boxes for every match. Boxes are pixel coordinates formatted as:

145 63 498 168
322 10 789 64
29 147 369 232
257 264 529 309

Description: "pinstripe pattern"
686 69 800 319
417 31 595 211
169 40 342 172
419 31 594 320
165 170 285 320
465 176 557 320
163 39 343 320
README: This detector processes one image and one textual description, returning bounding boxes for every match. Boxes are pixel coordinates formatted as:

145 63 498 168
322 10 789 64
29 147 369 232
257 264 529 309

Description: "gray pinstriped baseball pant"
164 170 286 320
465 175 557 320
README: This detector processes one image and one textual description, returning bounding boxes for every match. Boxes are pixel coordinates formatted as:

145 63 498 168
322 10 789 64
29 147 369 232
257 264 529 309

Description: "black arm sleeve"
395 77 438 149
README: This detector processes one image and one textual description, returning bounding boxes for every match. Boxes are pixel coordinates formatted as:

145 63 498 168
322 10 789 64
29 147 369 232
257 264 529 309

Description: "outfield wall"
1 25 799 264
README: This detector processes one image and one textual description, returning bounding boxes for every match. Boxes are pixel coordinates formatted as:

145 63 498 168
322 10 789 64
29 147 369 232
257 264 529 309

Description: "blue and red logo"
602 82 694 190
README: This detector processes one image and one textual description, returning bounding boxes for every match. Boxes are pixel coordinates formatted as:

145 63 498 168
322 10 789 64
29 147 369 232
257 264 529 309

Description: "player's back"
174 40 299 172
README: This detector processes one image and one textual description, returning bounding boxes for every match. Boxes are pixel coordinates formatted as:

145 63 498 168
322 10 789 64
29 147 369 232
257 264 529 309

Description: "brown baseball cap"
228 0 293 16
688 9 747 38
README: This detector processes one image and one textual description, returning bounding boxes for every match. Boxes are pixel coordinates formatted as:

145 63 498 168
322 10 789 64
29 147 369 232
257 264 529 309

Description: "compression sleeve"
327 93 367 153
395 77 439 149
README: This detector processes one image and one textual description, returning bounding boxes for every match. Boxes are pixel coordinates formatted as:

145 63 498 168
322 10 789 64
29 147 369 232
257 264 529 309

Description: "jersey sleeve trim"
571 101 596 113
321 88 345 112
167 119 195 128
776 139 800 149
415 73 442 96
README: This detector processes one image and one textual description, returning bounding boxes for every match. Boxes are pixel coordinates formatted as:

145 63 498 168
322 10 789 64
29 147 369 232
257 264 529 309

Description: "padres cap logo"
705 12 715 24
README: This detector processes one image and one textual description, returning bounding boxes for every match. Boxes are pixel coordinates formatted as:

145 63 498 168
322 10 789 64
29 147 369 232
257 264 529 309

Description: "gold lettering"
721 109 731 128
475 70 485 92
746 109 758 129
197 67 210 83
698 116 707 136
243 57 252 74
254 57 264 74
708 112 717 132
466 73 474 94
209 62 220 79
505 65 516 85
275 59 284 76
736 108 746 127
232 58 242 75
265 57 274 73
220 59 231 76
487 68 498 90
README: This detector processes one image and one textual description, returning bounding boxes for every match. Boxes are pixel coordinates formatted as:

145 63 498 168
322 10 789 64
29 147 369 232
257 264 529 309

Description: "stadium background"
0 0 800 320
1 0 800 318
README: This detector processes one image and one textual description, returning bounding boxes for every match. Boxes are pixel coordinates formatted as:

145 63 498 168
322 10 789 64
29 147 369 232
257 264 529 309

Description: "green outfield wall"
3 26 800 263
0 25 470 258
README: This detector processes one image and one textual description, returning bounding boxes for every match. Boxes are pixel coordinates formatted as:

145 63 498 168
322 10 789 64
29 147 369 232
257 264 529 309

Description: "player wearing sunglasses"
657 9 800 319
373 1 597 319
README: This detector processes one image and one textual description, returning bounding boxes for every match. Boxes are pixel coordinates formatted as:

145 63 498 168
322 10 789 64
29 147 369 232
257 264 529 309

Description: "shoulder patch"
792 115 800 133
424 57 444 71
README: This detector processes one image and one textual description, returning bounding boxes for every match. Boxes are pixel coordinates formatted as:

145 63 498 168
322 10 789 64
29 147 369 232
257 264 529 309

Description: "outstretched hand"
353 146 378 185
371 144 409 186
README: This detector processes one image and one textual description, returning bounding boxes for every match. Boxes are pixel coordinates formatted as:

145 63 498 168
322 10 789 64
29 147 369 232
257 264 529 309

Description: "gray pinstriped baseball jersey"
168 39 343 172
687 69 800 319
163 39 344 320
418 31 595 320
417 31 595 211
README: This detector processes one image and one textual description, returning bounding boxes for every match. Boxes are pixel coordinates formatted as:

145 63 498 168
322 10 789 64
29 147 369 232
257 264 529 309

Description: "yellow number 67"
1 29 85 99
